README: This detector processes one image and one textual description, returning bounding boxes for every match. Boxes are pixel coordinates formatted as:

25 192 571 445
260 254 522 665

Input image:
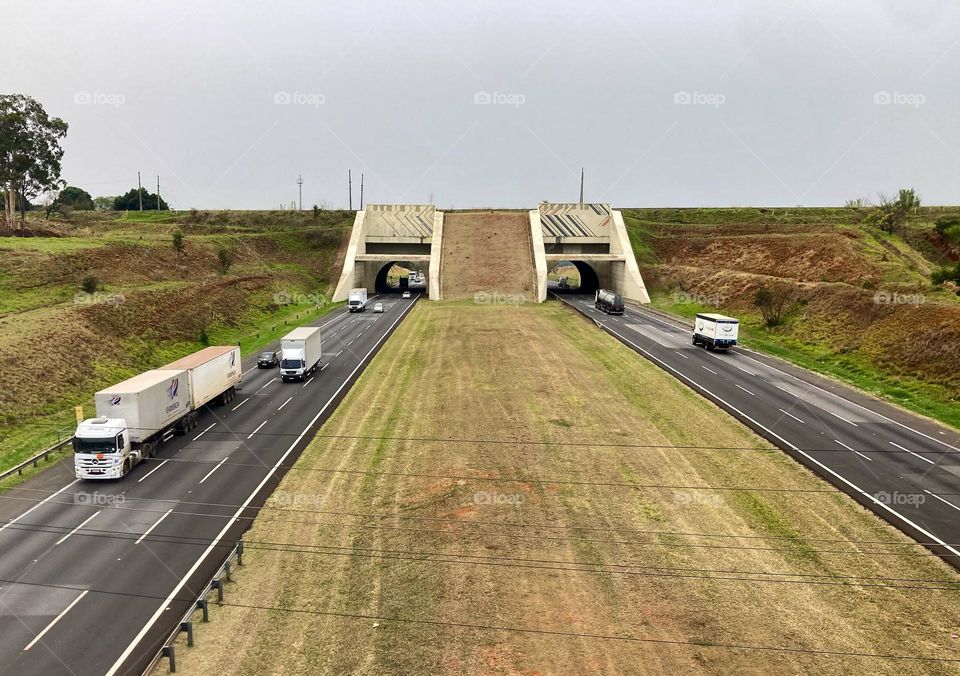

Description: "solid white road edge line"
105 293 418 676
560 303 960 562
23 590 89 651
135 509 173 545
0 479 80 535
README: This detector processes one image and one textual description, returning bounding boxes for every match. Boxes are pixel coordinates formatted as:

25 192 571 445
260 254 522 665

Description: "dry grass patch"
171 301 960 675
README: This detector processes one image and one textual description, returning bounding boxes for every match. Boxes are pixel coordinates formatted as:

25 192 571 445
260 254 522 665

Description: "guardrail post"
181 620 194 647
223 560 232 582
212 578 224 604
163 645 176 672
196 599 208 622
237 540 244 565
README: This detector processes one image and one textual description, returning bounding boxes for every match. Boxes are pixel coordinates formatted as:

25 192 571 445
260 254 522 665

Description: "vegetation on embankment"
0 209 353 477
622 207 960 429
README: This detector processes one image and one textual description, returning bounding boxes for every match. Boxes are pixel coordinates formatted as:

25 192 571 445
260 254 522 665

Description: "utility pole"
297 174 304 211
579 168 584 204
156 175 160 211
348 170 353 210
137 171 143 211
359 173 364 210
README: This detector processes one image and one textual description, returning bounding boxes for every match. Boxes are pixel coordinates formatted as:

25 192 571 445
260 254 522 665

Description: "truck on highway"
348 288 368 312
692 313 739 350
280 326 323 382
595 289 624 315
73 345 241 480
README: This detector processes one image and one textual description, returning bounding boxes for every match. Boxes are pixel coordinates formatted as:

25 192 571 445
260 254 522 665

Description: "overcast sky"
3 1 958 209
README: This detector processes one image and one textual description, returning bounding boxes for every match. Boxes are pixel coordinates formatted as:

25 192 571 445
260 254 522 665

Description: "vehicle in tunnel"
595 289 624 315
376 261 428 294
547 260 600 295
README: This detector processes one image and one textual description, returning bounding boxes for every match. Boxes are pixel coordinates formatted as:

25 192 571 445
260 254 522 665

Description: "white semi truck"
348 288 368 312
74 346 241 480
280 326 323 382
692 313 740 350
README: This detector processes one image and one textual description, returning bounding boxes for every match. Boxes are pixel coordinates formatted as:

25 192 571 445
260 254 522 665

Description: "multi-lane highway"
0 293 419 675
557 293 960 567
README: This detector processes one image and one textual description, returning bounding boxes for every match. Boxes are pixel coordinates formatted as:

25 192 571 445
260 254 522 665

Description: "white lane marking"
23 590 89 651
630 305 960 453
824 409 859 427
567 307 960 561
734 384 755 396
258 377 277 391
278 397 293 411
0 479 80 535
106 290 419 676
193 423 216 441
347 340 354 346
335 351 342 357
889 441 935 465
833 439 870 461
924 490 960 512
301 377 314 388
773 384 793 395
700 365 718 375
55 510 100 546
137 459 169 483
135 509 173 544
246 421 267 439
675 351 688 359
320 363 328 371
777 408 805 425
231 397 250 411
198 457 229 484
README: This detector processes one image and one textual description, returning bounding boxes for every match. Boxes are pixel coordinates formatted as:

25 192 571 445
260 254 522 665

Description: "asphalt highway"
556 293 960 568
0 293 419 675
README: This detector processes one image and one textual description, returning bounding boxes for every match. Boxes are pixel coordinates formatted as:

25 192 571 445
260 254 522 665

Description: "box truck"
73 346 241 480
595 289 624 315
692 313 739 350
280 326 323 381
348 288 368 312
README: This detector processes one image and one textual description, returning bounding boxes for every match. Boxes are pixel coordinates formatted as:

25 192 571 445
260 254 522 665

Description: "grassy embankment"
622 207 960 430
0 209 353 485
167 301 960 675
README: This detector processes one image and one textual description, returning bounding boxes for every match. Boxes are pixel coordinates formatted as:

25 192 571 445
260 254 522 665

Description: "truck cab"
280 350 307 380
74 417 135 479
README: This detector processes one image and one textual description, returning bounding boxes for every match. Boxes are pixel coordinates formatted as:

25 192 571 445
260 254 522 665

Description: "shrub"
754 284 796 327
217 247 234 274
172 229 184 252
80 275 100 294
931 263 960 285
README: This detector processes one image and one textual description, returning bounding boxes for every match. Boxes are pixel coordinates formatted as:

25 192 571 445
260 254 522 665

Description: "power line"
0 576 958 663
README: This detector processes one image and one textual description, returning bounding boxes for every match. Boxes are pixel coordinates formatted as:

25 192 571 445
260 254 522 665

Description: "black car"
257 350 279 368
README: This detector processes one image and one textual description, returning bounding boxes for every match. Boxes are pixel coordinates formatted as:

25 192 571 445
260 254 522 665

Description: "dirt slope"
440 211 536 300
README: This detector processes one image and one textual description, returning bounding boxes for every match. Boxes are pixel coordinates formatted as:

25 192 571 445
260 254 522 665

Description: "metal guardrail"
0 437 75 483
144 539 244 674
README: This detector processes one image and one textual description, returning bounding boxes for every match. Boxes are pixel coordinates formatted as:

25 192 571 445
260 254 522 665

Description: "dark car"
257 350 279 368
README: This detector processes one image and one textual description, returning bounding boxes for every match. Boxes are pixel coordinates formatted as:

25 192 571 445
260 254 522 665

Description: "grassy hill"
0 209 353 478
622 207 960 428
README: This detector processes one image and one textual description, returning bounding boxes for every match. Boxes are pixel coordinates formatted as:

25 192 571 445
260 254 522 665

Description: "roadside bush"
172 229 184 252
931 263 960 285
935 216 959 234
754 284 796 327
217 247 234 274
80 275 100 294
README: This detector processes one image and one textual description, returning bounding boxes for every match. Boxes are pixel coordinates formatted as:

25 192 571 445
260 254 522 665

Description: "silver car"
373 302 384 313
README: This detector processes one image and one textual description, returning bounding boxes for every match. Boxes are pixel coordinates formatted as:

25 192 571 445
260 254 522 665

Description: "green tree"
93 196 114 211
113 188 169 210
0 94 68 229
55 185 94 210
754 284 795 327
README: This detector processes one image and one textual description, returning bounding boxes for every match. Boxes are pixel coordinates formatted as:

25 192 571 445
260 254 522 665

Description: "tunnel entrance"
375 261 429 294
547 260 599 294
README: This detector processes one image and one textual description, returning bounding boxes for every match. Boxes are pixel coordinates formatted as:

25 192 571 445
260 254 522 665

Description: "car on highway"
402 291 411 299
373 302 384 313
257 350 279 368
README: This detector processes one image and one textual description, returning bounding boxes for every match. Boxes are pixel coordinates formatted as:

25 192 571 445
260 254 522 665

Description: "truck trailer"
692 313 739 350
595 289 624 315
280 326 323 381
73 346 241 480
348 288 368 312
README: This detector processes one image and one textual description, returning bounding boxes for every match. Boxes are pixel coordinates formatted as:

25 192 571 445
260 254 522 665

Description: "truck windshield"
281 359 304 369
74 438 116 454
